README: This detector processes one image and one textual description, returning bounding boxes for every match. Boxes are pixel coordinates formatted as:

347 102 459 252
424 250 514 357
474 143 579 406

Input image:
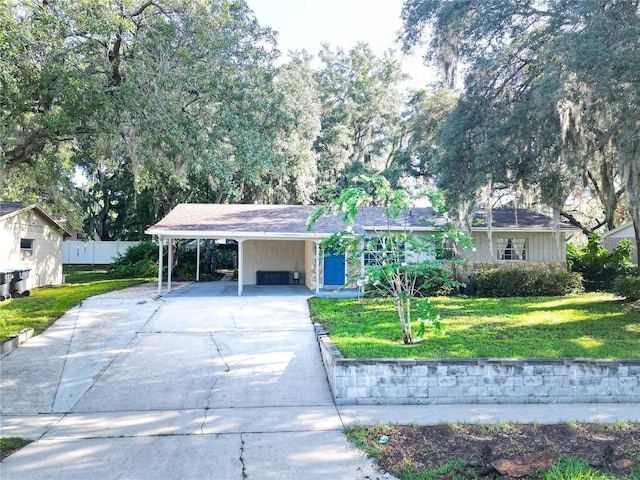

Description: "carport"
144 204 344 297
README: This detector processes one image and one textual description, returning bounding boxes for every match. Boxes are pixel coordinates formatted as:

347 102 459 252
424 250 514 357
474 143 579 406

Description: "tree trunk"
395 297 412 345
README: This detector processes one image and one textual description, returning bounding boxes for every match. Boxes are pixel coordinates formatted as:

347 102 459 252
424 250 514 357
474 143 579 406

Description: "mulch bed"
371 423 640 478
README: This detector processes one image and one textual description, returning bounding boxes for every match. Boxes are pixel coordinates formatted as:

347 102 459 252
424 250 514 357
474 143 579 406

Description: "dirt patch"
366 423 640 478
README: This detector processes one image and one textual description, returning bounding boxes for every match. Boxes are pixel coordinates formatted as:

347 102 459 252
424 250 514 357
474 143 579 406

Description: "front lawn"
308 293 640 359
0 266 147 342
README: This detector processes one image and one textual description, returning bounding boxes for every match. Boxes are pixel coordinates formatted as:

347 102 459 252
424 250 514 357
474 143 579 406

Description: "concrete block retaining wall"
314 324 640 405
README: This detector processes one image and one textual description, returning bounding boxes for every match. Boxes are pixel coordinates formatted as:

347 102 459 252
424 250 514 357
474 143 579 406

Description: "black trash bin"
10 268 31 297
0 269 12 301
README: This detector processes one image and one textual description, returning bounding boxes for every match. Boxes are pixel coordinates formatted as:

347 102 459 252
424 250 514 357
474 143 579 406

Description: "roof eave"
601 221 634 238
362 225 439 231
144 228 331 240
470 226 579 232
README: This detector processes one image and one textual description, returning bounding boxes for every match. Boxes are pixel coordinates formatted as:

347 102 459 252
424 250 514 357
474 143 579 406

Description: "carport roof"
145 204 329 239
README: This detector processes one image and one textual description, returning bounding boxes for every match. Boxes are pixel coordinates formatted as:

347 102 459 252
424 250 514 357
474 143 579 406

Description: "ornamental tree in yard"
308 176 473 345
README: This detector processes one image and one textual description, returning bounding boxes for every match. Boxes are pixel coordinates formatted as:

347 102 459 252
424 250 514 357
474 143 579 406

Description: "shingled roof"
470 208 576 231
0 202 72 235
0 202 25 216
145 204 576 239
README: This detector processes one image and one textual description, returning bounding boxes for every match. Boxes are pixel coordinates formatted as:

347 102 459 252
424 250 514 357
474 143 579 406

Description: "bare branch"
130 1 166 17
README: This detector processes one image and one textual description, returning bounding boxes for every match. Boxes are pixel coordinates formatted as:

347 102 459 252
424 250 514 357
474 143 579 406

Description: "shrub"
174 263 197 280
613 275 640 301
476 268 584 297
366 262 462 298
567 234 636 291
109 241 159 278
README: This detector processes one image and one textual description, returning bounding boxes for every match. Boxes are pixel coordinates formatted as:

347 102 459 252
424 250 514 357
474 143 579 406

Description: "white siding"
241 240 306 285
0 211 64 288
462 231 567 263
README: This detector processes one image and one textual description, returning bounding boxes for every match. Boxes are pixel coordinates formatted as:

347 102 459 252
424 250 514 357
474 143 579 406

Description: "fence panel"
63 241 141 265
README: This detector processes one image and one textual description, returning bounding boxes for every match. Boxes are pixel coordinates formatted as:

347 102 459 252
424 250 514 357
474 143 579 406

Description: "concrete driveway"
0 282 388 479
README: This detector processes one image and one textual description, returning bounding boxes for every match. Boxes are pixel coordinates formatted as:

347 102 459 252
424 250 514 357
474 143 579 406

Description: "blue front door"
324 252 345 286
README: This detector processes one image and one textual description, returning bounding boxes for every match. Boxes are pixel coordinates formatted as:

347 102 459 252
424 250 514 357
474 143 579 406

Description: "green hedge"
613 275 640 301
109 241 159 278
475 268 584 297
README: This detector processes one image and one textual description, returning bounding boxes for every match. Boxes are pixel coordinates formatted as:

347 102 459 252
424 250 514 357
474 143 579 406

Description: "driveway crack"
240 434 247 478
200 332 230 433
230 298 249 327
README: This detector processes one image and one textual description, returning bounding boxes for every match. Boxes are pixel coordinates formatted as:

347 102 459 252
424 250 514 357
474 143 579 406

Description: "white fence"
63 240 141 265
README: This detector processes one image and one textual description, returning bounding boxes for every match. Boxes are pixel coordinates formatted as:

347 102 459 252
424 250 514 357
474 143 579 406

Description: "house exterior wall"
241 239 306 285
453 231 569 281
0 211 64 288
466 231 567 263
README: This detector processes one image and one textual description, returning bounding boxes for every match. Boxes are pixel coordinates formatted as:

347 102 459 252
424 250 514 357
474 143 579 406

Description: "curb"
1 328 34 358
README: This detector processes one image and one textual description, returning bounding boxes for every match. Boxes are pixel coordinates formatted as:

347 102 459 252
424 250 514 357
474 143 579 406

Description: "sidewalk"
1 281 638 480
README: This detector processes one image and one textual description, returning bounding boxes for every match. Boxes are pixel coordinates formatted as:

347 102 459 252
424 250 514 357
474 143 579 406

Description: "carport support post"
360 252 365 295
157 237 163 296
196 239 200 282
315 241 320 295
167 238 173 293
237 239 244 296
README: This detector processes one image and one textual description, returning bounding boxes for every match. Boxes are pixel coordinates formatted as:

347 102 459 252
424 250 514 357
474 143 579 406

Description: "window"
20 238 34 259
364 237 405 266
497 238 526 260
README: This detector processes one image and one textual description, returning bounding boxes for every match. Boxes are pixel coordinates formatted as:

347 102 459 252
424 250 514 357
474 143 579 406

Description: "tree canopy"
1 0 637 257
1 1 432 237
400 0 640 259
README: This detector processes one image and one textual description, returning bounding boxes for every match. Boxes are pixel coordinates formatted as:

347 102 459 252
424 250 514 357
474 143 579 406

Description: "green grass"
307 293 640 359
0 266 147 342
545 458 613 480
63 264 112 284
0 437 32 461
344 424 391 461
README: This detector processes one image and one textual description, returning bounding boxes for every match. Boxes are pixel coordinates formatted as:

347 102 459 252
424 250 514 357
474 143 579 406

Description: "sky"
245 0 437 90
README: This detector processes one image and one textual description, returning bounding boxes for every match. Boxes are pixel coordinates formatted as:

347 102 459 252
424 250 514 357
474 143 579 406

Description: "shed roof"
145 204 577 239
0 202 73 236
601 221 634 239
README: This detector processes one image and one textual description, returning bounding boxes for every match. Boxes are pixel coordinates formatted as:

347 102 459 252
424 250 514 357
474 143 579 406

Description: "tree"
401 87 459 179
308 176 471 345
399 0 640 268
1 1 99 178
313 44 408 197
1 1 286 212
105 0 282 210
269 52 322 204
